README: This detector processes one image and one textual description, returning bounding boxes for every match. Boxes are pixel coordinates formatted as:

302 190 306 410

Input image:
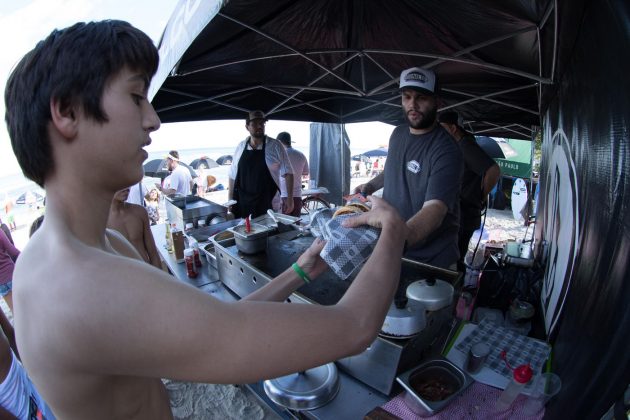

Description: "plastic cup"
522 373 562 415
309 180 317 189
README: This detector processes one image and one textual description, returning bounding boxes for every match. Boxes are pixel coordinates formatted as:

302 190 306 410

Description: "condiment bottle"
165 222 173 254
495 363 533 411
184 248 197 278
191 241 203 268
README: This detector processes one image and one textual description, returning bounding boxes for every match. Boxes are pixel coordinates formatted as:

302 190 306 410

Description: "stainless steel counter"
151 224 391 419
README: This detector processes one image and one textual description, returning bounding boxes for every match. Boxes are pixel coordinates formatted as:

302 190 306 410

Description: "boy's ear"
49 98 78 139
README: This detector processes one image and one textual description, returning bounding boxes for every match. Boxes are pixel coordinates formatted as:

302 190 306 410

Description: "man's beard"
404 105 437 130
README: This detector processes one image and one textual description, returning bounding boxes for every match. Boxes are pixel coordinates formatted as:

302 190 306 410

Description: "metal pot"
263 363 340 411
228 223 270 254
406 278 454 311
381 299 427 338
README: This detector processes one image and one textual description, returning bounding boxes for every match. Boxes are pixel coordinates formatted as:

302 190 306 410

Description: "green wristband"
292 262 311 284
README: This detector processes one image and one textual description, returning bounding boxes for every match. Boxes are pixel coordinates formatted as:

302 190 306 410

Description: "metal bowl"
228 223 270 254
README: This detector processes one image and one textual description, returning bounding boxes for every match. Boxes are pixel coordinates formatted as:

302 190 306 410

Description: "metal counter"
151 224 391 419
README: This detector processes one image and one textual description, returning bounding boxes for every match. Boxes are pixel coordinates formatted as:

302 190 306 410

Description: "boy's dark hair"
4 20 159 187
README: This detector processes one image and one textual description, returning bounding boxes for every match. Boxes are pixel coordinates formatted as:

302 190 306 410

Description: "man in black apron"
229 111 294 218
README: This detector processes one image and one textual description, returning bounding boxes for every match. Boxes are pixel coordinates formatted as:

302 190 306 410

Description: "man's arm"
228 178 235 201
283 173 294 214
139 208 163 269
353 172 385 195
405 199 448 246
482 164 501 198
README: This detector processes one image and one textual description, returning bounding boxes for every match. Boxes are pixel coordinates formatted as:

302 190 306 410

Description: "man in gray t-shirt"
355 67 463 268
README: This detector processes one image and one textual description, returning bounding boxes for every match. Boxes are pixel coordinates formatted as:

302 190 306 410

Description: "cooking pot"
406 277 454 311
263 363 340 410
381 298 427 339
228 223 270 254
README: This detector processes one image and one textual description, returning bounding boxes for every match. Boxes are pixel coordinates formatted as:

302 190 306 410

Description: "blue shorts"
0 281 12 297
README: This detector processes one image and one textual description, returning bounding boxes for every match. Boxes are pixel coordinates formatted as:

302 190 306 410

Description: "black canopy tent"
149 1 630 419
150 0 560 141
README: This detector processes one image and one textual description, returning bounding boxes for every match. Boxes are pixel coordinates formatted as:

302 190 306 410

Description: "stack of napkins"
310 208 380 280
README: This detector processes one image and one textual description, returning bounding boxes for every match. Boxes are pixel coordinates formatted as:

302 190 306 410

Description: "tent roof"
151 0 577 140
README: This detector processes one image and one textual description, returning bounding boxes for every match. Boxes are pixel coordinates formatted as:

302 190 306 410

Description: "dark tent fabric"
149 0 630 417
309 123 350 207
534 1 630 418
150 0 563 140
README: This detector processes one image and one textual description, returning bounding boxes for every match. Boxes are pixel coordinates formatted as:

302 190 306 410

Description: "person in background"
0 229 19 312
5 20 408 418
355 67 464 269
0 308 56 419
144 188 161 226
4 201 16 232
156 151 192 196
439 111 501 267
0 218 14 246
107 188 162 269
277 131 309 217
126 181 148 207
228 110 294 217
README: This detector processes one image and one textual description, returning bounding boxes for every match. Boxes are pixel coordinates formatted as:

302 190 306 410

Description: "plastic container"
184 248 198 278
190 241 203 268
494 364 532 411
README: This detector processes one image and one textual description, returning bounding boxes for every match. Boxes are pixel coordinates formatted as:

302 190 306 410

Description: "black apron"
232 137 278 218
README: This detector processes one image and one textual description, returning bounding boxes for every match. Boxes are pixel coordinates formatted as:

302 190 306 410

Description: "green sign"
494 139 532 179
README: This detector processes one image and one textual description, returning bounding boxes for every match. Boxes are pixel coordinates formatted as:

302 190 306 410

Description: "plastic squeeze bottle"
495 363 533 411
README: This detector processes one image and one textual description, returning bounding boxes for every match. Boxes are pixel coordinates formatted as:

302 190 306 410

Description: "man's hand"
296 238 327 279
342 196 406 233
353 183 375 196
282 198 294 215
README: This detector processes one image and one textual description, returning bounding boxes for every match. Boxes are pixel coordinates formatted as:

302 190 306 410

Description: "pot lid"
406 279 454 311
263 363 340 411
381 299 427 339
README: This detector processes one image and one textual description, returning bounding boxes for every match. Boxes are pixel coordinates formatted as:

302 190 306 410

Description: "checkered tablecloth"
454 319 551 391
309 208 380 280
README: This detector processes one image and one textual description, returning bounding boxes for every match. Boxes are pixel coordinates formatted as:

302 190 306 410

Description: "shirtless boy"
5 20 408 419
108 187 162 269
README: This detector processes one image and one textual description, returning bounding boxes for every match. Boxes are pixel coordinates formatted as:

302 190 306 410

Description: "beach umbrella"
143 159 197 179
351 154 371 163
361 147 388 158
189 157 219 170
16 191 45 205
216 155 233 165
475 136 517 159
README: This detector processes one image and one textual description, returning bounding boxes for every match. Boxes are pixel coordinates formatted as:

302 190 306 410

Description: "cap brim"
400 86 436 95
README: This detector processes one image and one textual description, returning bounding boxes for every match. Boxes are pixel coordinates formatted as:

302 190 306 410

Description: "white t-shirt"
280 147 309 198
170 164 192 196
228 136 293 211
126 182 148 206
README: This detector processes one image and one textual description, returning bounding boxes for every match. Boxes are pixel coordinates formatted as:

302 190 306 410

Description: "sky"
0 0 394 178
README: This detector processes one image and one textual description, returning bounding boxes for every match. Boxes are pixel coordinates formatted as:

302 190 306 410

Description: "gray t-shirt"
383 125 463 268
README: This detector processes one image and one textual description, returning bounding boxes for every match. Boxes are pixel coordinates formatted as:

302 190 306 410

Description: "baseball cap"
247 110 267 123
399 67 437 95
276 132 294 145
